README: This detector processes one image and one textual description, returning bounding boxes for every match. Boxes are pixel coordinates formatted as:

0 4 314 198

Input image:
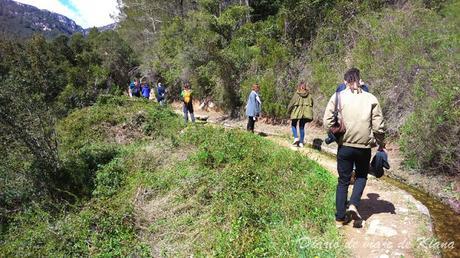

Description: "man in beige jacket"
323 68 386 227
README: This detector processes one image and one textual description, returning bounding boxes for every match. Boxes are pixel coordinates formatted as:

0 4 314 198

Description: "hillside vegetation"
117 0 459 175
0 0 459 256
0 29 137 238
0 97 344 256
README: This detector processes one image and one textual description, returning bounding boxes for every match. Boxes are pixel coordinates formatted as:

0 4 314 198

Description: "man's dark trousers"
336 145 371 220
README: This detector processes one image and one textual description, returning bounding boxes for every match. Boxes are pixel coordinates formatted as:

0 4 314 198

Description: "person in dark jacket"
157 82 166 105
130 78 141 98
245 83 261 133
336 81 369 93
287 81 313 147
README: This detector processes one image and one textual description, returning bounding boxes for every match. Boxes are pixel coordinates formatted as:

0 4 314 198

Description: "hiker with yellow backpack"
181 82 195 123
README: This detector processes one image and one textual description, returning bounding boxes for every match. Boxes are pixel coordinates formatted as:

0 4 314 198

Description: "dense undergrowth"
0 96 344 256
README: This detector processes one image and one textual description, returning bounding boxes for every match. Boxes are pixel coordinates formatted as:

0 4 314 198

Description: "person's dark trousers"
335 145 371 220
183 102 195 123
247 116 256 133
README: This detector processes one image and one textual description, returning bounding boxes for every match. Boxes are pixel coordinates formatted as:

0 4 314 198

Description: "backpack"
183 90 192 104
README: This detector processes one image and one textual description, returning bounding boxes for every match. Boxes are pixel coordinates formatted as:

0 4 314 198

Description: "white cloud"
68 0 119 28
14 0 119 28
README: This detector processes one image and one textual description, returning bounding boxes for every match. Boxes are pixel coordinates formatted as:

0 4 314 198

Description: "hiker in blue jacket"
336 79 369 93
140 78 151 99
157 82 166 105
245 83 261 133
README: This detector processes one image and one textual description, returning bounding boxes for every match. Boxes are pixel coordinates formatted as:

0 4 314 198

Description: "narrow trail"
173 104 439 258
270 137 435 258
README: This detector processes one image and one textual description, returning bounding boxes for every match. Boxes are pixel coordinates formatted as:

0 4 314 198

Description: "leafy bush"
57 96 184 195
0 30 137 224
1 97 184 256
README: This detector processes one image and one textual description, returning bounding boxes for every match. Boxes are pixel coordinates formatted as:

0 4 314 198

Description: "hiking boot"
346 204 363 228
299 142 304 148
292 138 299 146
335 220 345 228
336 214 352 228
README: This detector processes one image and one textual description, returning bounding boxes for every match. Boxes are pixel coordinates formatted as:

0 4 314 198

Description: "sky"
15 0 119 28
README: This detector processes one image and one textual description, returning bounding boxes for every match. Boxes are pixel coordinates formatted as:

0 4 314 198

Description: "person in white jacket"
323 68 386 228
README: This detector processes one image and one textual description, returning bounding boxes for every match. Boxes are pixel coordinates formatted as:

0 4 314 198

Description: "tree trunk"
245 0 250 22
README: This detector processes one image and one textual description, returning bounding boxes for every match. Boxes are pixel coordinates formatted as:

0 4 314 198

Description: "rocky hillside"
0 0 84 39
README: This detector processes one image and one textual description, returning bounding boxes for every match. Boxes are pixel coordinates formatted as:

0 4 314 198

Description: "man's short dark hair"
344 68 360 83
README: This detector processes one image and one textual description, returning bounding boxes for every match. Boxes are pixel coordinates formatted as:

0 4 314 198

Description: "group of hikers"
128 78 195 122
245 67 386 227
128 78 166 105
130 67 386 228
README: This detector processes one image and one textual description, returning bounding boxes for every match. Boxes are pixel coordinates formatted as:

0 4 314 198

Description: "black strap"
333 92 340 123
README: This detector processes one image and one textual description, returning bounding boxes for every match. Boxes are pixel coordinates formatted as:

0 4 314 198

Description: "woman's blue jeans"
291 119 308 143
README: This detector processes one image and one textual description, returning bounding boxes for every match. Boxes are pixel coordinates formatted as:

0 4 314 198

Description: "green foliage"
137 126 345 256
57 96 184 196
1 198 150 257
397 8 460 173
143 5 294 117
305 1 460 174
1 96 344 256
1 97 184 256
56 31 138 112
92 157 127 198
0 32 137 197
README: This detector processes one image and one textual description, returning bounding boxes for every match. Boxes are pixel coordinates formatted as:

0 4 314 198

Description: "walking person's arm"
371 101 386 150
255 95 261 118
323 93 337 129
287 94 297 115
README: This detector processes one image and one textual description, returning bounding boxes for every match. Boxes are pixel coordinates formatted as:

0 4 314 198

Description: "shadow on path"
359 193 396 220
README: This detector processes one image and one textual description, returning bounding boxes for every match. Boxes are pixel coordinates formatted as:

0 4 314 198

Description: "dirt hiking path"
173 104 438 258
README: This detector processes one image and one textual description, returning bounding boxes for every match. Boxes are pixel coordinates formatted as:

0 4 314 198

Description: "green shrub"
59 143 120 197
400 72 460 174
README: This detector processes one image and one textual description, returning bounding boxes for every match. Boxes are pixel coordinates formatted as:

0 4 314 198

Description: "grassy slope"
0 96 344 256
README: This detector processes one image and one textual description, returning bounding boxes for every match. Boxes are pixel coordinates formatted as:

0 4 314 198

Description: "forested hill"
0 0 117 40
0 0 86 39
